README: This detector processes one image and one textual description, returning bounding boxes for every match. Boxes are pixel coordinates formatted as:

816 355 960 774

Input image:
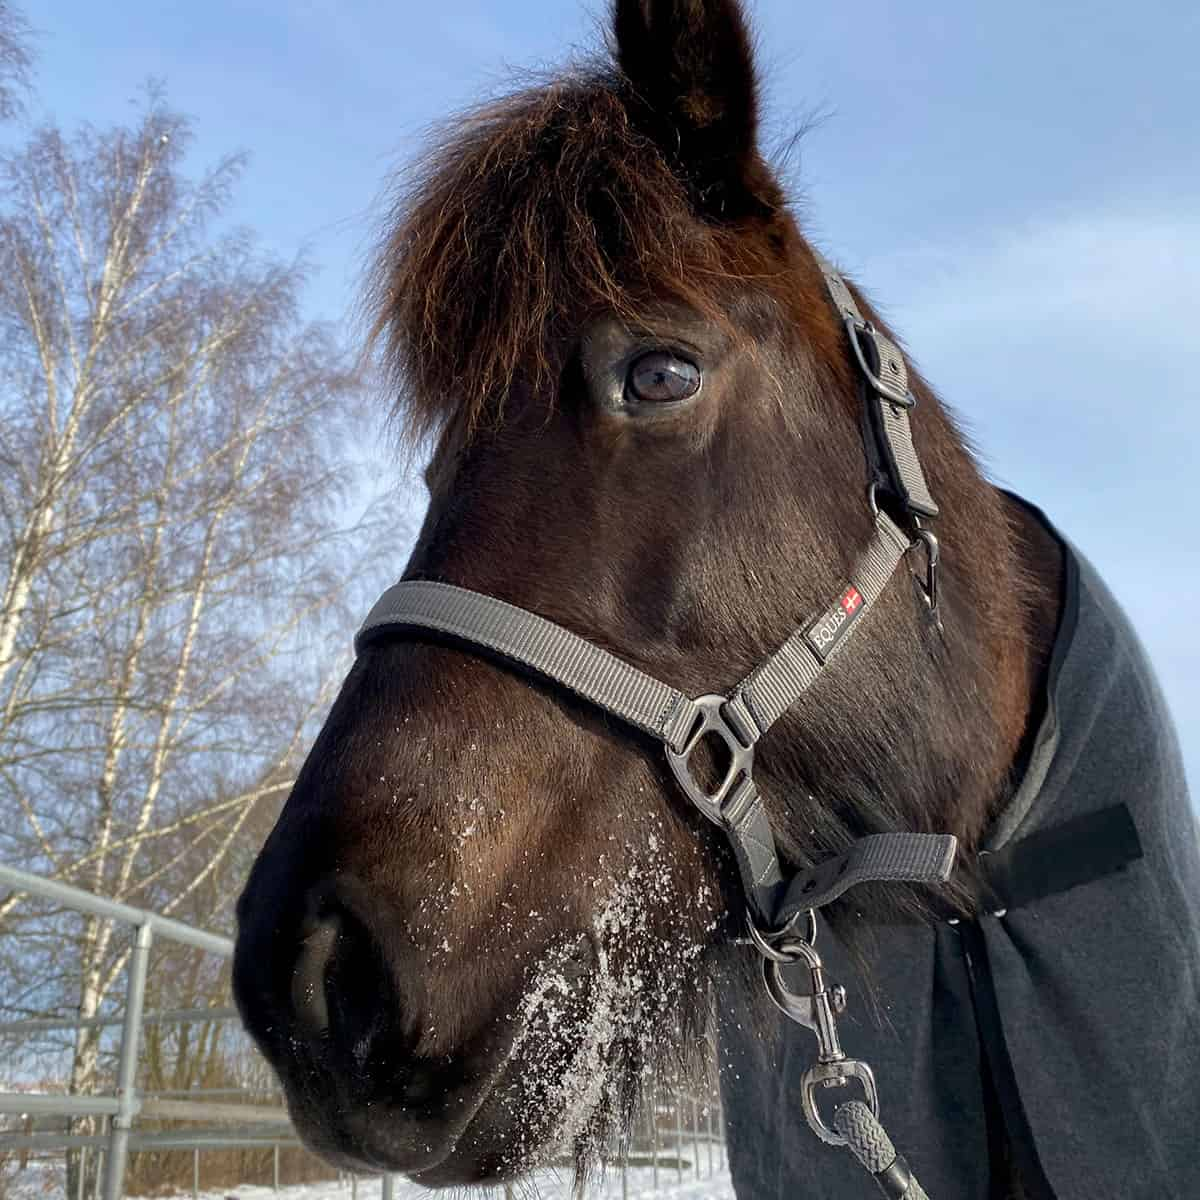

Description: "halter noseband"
356 258 952 1197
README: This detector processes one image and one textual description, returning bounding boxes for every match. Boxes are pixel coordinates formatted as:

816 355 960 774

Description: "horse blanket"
719 498 1200 1199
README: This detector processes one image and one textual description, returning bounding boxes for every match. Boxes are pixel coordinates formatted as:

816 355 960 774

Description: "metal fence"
1 1085 726 1200
0 861 286 1200
0 864 727 1200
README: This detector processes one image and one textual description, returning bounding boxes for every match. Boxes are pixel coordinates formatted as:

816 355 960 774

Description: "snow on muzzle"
235 874 604 1180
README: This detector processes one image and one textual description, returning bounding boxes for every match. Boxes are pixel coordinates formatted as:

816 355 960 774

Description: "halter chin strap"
356 259 957 932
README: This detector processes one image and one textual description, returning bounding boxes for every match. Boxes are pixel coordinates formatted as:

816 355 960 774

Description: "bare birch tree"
0 0 32 123
0 89 401 1189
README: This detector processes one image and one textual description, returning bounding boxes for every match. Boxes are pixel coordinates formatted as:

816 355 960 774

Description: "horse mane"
367 67 792 445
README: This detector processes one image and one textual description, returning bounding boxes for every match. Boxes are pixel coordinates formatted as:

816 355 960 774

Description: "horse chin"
435 945 639 1183
405 1044 637 1188
466 938 708 1185
319 1028 632 1188
278 932 666 1187
415 931 707 1187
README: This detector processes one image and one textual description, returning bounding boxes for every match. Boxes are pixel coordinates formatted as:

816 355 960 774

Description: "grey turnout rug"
718 500 1200 1199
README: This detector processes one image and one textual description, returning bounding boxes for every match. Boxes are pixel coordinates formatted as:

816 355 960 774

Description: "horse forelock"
367 67 796 446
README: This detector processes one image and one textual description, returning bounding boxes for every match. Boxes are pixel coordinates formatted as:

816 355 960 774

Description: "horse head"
234 0 1051 1183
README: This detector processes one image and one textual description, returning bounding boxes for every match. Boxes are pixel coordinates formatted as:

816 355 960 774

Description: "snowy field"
177 1166 734 1200
3 1161 736 1200
176 1169 737 1200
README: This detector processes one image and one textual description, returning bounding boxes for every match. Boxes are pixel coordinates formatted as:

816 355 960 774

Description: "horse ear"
612 0 765 219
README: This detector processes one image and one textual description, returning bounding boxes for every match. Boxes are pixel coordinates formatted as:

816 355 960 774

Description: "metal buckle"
664 694 754 827
873 484 941 622
911 527 940 619
844 317 915 409
755 921 882 1147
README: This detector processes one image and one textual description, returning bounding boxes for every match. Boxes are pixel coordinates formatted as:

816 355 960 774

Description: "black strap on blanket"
980 804 1143 913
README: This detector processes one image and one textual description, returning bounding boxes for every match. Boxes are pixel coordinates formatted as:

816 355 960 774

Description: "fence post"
103 922 153 1200
649 1081 658 1193
273 1144 280 1192
76 1146 87 1200
192 1148 199 1200
692 1097 700 1180
381 1175 395 1200
675 1094 683 1184
706 1100 714 1177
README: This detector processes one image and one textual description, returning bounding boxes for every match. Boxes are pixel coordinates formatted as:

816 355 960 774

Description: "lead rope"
834 1103 930 1200
750 915 932 1199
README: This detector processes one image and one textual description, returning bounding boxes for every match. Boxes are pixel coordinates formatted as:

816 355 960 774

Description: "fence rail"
0 864 233 955
0 862 235 1200
0 1006 240 1036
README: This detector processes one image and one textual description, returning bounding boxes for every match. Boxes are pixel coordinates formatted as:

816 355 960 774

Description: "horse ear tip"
608 0 769 223
612 0 756 53
611 0 758 97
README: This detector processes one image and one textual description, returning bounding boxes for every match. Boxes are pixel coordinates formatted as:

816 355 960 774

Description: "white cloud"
872 209 1200 351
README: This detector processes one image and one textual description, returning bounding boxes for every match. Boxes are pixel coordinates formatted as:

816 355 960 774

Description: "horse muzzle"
234 870 597 1181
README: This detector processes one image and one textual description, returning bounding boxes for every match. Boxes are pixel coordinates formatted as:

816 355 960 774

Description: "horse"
233 3 1200 1197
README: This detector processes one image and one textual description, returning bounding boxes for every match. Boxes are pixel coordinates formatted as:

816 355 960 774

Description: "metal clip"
844 317 916 409
800 1059 881 1147
753 916 880 1147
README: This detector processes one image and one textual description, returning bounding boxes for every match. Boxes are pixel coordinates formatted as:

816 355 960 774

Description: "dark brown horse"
231 2 1183 1195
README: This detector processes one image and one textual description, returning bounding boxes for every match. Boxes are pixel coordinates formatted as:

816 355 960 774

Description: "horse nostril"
292 914 339 1038
289 892 405 1074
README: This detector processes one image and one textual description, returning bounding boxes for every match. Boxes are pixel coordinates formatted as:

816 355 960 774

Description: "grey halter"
357 259 952 1198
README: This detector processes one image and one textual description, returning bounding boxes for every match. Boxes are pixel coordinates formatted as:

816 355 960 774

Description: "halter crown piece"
357 258 949 1198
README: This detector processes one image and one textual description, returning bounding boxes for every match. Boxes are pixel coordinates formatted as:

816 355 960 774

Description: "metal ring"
746 908 818 962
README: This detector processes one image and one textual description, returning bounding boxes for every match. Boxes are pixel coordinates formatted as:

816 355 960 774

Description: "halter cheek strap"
820 263 939 522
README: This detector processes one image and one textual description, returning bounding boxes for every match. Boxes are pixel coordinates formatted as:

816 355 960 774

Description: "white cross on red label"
841 587 863 615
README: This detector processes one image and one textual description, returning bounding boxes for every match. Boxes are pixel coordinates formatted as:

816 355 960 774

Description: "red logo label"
841 587 863 615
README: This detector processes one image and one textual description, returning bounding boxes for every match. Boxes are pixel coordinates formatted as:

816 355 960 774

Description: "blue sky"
28 0 1199 790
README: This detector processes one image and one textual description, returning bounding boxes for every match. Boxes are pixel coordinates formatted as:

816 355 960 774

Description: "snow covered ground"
2 1160 736 1200
175 1167 737 1200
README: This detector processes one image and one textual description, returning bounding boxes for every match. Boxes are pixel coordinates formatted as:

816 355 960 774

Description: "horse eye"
626 351 701 405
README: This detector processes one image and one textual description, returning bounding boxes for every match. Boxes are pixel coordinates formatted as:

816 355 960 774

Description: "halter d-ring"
746 908 818 962
869 481 940 620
